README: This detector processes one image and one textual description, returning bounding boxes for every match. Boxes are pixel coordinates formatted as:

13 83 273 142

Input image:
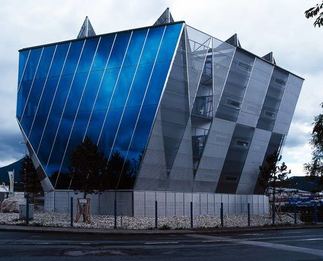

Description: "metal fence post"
190 201 193 229
294 205 297 225
272 202 275 225
70 197 74 227
155 200 158 229
26 194 29 226
114 192 117 229
313 204 318 224
220 202 224 228
247 203 250 227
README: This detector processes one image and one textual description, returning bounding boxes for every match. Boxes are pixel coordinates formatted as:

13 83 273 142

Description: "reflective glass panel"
18 23 183 183
17 48 42 119
37 40 84 174
85 32 131 145
126 23 183 178
49 38 99 173
20 46 56 136
29 43 70 152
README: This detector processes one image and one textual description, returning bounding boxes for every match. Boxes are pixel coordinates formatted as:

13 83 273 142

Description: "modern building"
16 9 303 196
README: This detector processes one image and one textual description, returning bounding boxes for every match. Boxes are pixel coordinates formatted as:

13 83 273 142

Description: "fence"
6 190 322 229
133 191 269 217
44 190 133 216
44 190 269 217
278 204 323 224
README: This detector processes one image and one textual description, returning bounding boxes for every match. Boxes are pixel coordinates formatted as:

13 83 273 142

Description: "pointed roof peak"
154 8 175 25
262 52 276 64
77 16 96 39
225 33 241 47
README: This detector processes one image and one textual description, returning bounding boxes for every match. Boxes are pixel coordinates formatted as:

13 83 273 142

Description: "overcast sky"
0 0 322 176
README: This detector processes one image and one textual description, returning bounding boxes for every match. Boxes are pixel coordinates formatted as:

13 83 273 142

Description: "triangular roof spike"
154 8 175 25
262 52 276 65
77 16 96 39
225 33 241 47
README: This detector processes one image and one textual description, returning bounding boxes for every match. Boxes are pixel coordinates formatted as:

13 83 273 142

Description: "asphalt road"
1 228 323 260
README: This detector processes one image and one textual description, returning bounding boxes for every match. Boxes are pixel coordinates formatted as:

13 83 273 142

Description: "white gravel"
0 211 301 230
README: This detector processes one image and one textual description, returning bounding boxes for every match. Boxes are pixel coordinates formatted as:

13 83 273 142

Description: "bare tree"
305 1 323 27
304 103 323 182
21 155 42 203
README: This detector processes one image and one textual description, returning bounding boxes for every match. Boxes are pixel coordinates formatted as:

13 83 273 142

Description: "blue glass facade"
17 22 184 186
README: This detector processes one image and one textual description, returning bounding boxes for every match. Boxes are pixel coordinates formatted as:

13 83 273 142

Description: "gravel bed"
0 211 302 230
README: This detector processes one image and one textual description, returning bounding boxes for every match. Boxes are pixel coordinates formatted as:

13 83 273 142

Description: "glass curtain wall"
17 22 184 189
185 26 212 174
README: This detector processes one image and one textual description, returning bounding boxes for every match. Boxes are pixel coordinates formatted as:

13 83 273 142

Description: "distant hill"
278 176 323 192
0 158 24 185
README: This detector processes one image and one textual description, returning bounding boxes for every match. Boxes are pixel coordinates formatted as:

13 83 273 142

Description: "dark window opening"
275 78 286 86
238 61 252 72
226 99 240 109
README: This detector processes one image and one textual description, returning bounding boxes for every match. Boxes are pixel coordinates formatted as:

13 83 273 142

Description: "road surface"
1 228 323 260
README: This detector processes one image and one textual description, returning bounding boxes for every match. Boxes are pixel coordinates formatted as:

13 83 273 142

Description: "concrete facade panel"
236 128 272 194
273 74 303 134
194 118 236 191
237 58 273 127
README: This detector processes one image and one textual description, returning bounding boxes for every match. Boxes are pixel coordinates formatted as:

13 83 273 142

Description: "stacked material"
0 194 25 213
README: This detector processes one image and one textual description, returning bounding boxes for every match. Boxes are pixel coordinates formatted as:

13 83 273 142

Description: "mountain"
0 158 24 185
278 176 323 192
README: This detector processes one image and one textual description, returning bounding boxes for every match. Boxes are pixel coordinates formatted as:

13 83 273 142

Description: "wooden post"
75 198 91 223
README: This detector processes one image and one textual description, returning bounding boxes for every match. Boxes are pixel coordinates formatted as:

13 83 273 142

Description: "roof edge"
184 24 304 80
19 21 186 52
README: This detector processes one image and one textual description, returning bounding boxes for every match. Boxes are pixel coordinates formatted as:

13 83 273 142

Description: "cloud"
0 0 322 177
0 130 24 165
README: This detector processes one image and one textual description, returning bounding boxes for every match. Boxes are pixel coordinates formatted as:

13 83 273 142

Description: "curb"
0 223 323 235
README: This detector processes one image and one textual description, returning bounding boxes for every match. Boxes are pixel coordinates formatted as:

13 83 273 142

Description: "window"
235 139 249 148
264 110 276 119
275 78 286 86
225 176 237 182
238 61 252 72
226 98 240 109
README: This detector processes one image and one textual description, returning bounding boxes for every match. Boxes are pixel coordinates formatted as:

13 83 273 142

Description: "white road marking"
303 238 323 241
201 240 224 243
224 235 323 241
241 233 263 236
144 241 179 245
238 240 323 257
188 234 323 258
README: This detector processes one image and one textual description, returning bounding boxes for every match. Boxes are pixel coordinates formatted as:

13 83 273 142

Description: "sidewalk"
1 223 322 235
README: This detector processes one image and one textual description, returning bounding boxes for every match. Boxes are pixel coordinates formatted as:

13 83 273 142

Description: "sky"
0 0 322 176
